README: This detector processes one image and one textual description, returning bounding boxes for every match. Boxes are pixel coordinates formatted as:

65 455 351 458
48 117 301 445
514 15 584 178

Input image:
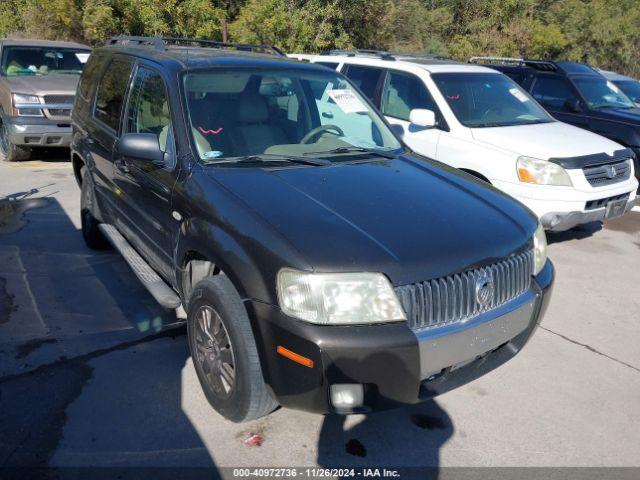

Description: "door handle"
114 159 130 174
322 112 333 119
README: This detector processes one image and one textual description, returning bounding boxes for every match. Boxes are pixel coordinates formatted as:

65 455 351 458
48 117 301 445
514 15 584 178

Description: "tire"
80 166 110 250
187 275 278 422
0 117 30 162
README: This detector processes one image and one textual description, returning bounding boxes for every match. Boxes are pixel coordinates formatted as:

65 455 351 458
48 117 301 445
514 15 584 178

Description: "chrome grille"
583 160 631 186
43 95 75 104
396 250 534 331
46 108 71 117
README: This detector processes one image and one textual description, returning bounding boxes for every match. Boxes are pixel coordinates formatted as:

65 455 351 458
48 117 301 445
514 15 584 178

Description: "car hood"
471 121 622 159
3 75 80 96
206 155 536 286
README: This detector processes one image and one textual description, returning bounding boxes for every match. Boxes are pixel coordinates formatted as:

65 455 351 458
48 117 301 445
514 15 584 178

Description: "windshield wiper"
302 146 399 159
209 153 330 166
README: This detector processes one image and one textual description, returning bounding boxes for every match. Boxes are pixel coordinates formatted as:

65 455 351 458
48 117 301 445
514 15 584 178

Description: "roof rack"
469 56 557 71
105 36 285 56
324 49 396 61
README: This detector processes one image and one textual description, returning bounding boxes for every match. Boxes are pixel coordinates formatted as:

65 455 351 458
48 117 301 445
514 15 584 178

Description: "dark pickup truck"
72 37 554 422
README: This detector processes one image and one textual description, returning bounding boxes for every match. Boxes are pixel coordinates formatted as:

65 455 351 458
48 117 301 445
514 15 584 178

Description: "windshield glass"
431 72 552 128
183 68 402 163
1 46 90 76
613 80 640 104
572 76 635 109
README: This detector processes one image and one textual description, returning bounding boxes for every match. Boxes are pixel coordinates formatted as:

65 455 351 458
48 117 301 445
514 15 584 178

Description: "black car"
471 57 640 189
72 37 554 422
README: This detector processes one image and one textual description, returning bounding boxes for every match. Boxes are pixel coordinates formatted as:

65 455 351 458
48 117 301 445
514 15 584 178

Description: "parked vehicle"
305 51 638 231
471 57 640 191
0 39 91 162
73 37 553 422
598 69 640 108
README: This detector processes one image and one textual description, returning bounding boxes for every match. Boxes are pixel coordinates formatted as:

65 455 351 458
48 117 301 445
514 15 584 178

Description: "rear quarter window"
93 57 134 131
77 53 105 107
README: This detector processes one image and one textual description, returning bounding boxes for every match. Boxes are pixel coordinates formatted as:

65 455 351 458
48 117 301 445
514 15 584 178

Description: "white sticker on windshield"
509 87 529 103
75 53 90 64
327 89 368 113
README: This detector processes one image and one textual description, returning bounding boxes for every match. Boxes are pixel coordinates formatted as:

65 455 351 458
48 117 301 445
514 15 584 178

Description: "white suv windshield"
183 68 402 162
431 72 552 128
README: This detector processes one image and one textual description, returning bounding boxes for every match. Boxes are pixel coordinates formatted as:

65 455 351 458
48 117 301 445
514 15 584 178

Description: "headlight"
533 223 547 275
12 93 43 117
517 156 572 186
12 93 40 104
277 269 406 325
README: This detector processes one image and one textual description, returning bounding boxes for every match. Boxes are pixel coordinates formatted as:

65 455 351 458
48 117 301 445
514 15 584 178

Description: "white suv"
297 52 638 231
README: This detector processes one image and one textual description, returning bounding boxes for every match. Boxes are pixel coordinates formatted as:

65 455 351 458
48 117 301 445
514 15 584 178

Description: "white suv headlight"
517 156 572 186
277 269 406 325
533 223 548 275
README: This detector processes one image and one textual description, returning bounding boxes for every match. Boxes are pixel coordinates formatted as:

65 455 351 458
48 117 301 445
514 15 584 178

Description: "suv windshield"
614 80 640 104
431 72 552 128
1 46 90 76
183 68 402 163
572 76 635 109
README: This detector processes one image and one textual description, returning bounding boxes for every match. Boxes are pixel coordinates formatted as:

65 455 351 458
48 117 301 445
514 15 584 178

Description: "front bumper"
247 260 554 414
540 196 636 231
4 115 72 147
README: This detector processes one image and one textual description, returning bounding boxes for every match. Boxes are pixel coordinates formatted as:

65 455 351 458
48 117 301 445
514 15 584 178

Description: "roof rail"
324 49 396 61
469 56 557 71
105 36 285 56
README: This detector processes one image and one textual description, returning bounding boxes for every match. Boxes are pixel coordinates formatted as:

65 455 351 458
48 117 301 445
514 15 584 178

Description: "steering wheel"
300 124 344 144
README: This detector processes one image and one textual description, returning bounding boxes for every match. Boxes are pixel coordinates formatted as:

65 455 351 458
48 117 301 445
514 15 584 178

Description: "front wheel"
187 275 278 422
0 118 30 162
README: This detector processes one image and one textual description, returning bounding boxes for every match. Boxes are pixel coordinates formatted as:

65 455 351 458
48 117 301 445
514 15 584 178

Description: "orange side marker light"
277 346 314 368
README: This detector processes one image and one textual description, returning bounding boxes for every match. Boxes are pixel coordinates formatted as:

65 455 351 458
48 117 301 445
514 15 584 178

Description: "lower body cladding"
4 116 72 147
246 261 554 414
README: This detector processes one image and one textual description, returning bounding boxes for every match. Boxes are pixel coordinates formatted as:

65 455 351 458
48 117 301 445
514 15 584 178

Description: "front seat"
234 95 288 156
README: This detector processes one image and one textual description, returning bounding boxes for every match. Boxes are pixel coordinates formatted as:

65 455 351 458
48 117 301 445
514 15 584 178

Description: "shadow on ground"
546 221 602 244
0 193 220 477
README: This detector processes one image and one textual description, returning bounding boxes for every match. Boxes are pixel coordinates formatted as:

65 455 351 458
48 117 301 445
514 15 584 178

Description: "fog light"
330 384 364 409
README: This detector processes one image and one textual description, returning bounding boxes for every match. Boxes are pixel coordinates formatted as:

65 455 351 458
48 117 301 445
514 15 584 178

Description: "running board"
98 223 182 309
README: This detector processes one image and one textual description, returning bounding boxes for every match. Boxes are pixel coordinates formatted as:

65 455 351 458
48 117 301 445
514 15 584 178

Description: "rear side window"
381 70 436 120
94 58 134 131
315 62 339 70
342 65 384 101
531 77 578 111
77 53 104 103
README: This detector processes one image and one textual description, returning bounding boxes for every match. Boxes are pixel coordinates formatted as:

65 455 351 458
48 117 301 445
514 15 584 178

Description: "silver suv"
0 39 91 162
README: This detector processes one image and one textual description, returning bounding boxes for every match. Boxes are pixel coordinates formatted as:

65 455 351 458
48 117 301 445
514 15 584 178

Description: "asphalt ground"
0 153 638 477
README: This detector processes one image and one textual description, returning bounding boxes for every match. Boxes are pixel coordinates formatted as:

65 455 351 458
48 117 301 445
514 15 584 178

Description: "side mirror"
564 99 582 113
118 133 164 164
409 108 436 128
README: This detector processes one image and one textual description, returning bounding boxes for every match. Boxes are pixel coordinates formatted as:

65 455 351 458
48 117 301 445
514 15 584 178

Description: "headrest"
237 95 268 123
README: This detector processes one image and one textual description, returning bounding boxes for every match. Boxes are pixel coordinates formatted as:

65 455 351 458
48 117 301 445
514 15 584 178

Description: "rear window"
77 53 104 103
93 58 134 131
315 62 339 70
342 65 384 101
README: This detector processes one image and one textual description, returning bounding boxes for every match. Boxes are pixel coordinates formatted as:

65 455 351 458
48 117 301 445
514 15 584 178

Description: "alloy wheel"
193 305 236 398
